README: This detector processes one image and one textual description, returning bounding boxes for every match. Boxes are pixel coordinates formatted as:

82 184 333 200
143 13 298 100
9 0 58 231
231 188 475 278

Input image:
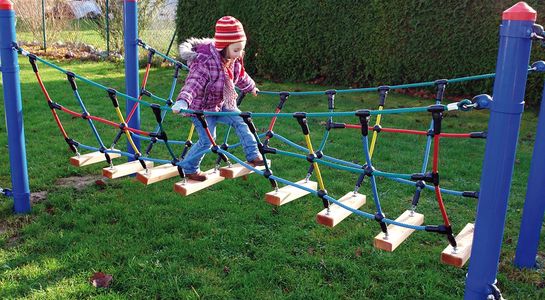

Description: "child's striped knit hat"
214 16 246 51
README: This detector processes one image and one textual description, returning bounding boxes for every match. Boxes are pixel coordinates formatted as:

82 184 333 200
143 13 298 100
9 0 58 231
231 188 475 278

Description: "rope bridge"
14 40 544 268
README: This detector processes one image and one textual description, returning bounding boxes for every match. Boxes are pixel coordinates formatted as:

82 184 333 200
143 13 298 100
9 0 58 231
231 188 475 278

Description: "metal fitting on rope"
378 86 390 106
107 88 119 108
428 104 444 135
118 122 127 130
434 79 448 102
66 72 78 91
140 88 151 97
315 150 323 159
355 110 371 137
293 112 309 135
278 92 290 110
470 131 487 139
64 137 79 153
81 112 90 120
1 188 13 197
472 94 492 110
151 104 163 123
463 191 479 199
326 119 345 130
306 153 316 163
47 100 62 110
488 282 505 300
185 140 193 148
363 164 375 177
325 90 336 110
457 99 473 112
373 124 382 133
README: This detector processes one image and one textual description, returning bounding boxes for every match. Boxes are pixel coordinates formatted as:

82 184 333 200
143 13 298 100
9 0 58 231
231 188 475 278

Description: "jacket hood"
179 37 215 63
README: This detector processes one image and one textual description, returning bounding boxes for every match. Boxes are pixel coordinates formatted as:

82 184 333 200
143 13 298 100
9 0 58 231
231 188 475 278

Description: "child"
172 16 264 181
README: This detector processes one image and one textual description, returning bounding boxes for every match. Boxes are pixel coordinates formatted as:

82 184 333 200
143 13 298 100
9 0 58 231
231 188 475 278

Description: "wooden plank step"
136 163 180 185
265 179 317 206
173 168 225 196
219 160 270 179
316 192 366 227
374 210 424 252
103 160 154 179
441 223 475 268
70 150 121 167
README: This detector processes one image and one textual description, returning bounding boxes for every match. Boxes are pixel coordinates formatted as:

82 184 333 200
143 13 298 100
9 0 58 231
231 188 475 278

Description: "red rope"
343 123 473 138
126 63 152 123
432 134 451 226
35 73 69 139
59 106 150 136
267 108 281 135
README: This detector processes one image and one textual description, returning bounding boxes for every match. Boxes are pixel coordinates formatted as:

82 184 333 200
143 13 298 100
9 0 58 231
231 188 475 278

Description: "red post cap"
502 2 537 21
0 0 13 10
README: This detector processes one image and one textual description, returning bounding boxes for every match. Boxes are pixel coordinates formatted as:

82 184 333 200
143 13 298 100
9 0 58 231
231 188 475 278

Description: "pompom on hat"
214 16 247 51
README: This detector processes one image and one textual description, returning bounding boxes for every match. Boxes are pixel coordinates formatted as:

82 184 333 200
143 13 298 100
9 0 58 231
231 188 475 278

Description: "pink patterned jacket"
175 38 256 112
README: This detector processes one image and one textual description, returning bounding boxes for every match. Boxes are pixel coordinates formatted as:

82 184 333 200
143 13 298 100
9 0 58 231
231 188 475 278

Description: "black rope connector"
170 158 179 166
427 129 435 137
119 123 127 130
315 150 323 159
425 225 457 247
374 213 388 234
194 111 207 128
140 88 151 97
241 112 257 134
151 104 163 124
99 147 112 165
434 79 448 103
412 180 426 207
263 169 273 179
47 100 62 110
306 153 316 163
326 119 345 130
236 92 247 107
185 140 193 148
470 131 487 139
428 104 444 135
177 165 185 179
262 146 277 154
64 137 79 153
220 143 229 151
373 124 382 133
325 90 336 110
211 145 219 154
28 54 38 73
293 112 309 135
81 111 90 120
463 191 479 199
265 130 275 139
173 64 182 79
355 110 371 137
134 153 148 171
147 49 155 64
378 86 390 106
317 189 329 208
66 72 78 91
166 99 173 106
107 88 119 108
278 92 290 110
363 164 375 177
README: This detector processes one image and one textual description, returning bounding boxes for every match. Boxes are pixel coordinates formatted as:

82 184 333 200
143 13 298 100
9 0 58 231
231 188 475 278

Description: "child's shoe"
186 171 208 181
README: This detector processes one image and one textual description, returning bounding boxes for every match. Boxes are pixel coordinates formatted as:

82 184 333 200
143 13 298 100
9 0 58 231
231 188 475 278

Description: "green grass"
0 57 544 299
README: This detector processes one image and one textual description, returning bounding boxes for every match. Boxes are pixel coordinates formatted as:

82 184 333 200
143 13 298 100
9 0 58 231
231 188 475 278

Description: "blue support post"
514 79 545 268
123 0 140 160
0 0 31 213
464 2 536 299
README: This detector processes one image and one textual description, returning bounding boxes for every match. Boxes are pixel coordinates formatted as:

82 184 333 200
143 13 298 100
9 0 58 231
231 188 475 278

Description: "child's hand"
171 100 188 114
251 87 259 97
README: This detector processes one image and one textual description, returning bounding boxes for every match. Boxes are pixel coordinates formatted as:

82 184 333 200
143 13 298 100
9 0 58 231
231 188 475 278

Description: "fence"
14 0 178 58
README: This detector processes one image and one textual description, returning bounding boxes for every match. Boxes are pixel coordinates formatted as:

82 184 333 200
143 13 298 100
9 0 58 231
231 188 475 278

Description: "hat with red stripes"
214 16 246 51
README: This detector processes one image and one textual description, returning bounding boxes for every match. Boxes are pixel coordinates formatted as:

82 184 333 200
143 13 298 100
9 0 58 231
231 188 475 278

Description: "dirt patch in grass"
30 191 48 204
56 175 103 191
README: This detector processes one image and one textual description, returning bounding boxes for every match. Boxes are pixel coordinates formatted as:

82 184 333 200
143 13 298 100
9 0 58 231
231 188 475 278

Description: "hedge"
176 1 545 107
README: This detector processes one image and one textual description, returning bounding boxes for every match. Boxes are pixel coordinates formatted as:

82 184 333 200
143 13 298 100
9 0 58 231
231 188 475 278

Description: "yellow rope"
187 124 195 141
369 106 384 158
114 107 141 156
304 134 326 190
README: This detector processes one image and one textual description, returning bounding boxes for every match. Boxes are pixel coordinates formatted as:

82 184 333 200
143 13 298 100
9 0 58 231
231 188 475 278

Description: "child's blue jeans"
182 107 260 174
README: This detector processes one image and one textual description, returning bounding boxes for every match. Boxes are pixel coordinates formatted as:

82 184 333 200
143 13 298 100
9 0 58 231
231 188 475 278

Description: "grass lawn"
0 54 544 299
